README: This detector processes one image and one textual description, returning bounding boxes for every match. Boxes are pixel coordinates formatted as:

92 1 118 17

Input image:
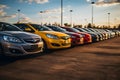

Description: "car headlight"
3 35 22 43
81 34 85 37
70 35 76 38
79 34 83 38
46 34 59 39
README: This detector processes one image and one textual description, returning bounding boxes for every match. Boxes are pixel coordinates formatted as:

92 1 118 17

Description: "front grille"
51 43 60 47
24 47 42 52
24 38 41 43
23 45 42 52
61 36 70 40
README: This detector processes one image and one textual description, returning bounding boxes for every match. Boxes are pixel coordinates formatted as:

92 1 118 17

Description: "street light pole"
17 9 20 23
70 10 73 27
40 11 44 25
91 2 94 27
108 13 110 27
61 0 63 26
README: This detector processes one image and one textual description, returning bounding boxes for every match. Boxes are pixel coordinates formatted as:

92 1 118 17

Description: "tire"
0 44 2 53
0 43 4 55
42 39 53 53
42 39 48 53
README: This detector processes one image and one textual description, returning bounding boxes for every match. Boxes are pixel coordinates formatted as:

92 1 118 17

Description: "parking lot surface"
0 37 120 80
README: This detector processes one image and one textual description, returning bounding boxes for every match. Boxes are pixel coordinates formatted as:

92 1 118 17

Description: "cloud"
86 0 120 7
39 6 71 14
39 8 61 14
0 4 9 16
38 6 72 23
0 4 9 9
18 13 32 23
2 14 17 18
86 0 91 2
0 9 7 16
20 17 32 22
95 0 120 7
20 0 49 4
0 4 13 21
0 14 17 21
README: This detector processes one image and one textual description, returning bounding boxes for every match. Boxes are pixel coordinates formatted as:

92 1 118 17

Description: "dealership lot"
0 37 120 80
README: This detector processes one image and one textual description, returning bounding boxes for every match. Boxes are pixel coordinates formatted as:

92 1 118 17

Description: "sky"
0 0 120 27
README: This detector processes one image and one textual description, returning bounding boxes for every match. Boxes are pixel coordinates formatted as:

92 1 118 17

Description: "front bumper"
1 41 43 56
71 37 84 46
46 38 71 49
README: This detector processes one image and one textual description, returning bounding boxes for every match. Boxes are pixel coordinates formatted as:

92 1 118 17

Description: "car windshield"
0 22 21 31
77 28 87 32
71 28 80 32
31 24 52 31
57 28 67 32
88 28 96 32
47 26 67 32
82 28 91 32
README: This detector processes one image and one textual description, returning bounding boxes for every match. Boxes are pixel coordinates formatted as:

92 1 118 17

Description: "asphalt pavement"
0 37 120 80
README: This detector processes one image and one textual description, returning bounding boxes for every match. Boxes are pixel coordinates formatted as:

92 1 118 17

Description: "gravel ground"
0 37 120 80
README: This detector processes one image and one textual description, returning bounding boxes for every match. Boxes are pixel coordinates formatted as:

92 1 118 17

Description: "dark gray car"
0 22 43 56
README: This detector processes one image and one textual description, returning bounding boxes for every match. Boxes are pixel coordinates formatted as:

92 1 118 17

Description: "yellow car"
14 23 71 50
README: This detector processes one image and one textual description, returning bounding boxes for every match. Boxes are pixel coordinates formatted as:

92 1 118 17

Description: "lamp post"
108 13 110 27
17 9 20 23
61 0 63 26
40 11 44 25
70 10 73 27
91 2 95 27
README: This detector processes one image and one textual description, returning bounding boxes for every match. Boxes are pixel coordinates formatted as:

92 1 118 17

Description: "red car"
61 27 92 44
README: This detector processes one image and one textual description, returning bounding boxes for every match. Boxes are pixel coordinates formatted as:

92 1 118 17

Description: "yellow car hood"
41 31 69 37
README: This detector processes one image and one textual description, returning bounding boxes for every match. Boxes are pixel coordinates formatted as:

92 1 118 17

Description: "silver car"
0 22 43 56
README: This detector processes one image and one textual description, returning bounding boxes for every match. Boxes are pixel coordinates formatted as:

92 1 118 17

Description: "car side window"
3 24 12 31
48 26 54 30
52 27 57 31
64 28 68 31
15 24 34 32
0 23 21 31
0 23 3 31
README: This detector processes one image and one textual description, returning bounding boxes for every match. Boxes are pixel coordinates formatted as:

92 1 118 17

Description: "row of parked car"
0 22 120 56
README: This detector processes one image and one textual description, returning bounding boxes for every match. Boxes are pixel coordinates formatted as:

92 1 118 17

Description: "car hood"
41 31 69 37
64 31 75 35
1 31 40 39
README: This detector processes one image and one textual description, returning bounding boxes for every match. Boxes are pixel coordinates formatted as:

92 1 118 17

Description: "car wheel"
42 39 48 53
